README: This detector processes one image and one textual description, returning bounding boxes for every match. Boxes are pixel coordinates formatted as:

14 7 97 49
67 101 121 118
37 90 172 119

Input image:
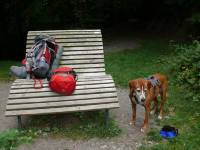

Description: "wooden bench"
5 30 120 128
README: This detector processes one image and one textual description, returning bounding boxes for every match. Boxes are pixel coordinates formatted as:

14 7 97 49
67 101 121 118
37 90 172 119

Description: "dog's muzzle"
134 96 139 104
134 96 145 106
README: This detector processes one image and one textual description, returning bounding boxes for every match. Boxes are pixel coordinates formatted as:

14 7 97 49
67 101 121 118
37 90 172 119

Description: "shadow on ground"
0 82 152 150
0 33 157 150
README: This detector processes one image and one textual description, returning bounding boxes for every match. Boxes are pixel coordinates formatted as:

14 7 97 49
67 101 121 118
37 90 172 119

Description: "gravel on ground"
0 82 149 150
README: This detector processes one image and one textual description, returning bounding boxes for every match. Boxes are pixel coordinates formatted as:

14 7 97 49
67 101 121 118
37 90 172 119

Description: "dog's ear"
147 80 152 90
129 80 136 91
129 80 137 96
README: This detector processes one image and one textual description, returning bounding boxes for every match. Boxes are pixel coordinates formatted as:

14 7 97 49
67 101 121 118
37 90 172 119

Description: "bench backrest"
26 30 105 76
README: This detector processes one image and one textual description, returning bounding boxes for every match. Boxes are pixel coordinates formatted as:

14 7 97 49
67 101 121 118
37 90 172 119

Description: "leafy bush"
0 111 121 149
189 13 200 24
135 40 200 150
170 40 200 102
0 129 32 150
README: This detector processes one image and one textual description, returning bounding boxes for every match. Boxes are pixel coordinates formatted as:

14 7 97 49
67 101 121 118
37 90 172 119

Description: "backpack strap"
33 77 43 89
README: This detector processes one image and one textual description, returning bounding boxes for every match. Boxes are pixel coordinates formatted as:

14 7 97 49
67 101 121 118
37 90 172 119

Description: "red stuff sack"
48 67 77 95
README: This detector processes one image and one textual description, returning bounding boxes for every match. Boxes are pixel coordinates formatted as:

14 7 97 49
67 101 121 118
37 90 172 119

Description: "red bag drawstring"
33 78 43 89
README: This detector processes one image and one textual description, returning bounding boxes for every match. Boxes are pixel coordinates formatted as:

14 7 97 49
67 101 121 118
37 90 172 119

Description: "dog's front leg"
141 101 150 133
150 97 158 115
129 93 137 126
130 100 137 126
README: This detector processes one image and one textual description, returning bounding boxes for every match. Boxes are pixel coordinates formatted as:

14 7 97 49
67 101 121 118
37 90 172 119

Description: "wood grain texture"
7 93 117 104
6 98 118 110
27 38 102 44
10 83 115 94
9 87 116 99
5 103 120 116
5 30 119 117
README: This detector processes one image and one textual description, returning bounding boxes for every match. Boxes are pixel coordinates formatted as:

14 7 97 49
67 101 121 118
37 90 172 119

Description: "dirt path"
0 82 150 150
0 82 16 131
0 35 150 150
103 31 140 53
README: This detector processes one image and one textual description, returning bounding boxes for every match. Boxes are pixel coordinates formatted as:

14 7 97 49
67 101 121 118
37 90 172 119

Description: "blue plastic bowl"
160 130 177 139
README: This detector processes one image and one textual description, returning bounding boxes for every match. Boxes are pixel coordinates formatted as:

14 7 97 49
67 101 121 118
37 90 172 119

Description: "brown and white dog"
128 73 168 132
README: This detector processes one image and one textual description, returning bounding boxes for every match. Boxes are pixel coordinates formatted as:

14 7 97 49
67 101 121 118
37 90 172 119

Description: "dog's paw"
150 110 155 115
140 126 147 133
129 121 135 126
158 115 163 120
140 125 148 133
140 128 145 133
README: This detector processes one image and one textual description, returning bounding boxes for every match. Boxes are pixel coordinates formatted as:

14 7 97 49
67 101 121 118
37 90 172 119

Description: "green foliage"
0 61 20 81
141 41 200 150
0 129 32 150
1 0 200 60
146 129 162 142
139 84 200 150
169 41 200 102
105 39 200 150
0 111 121 149
189 13 200 24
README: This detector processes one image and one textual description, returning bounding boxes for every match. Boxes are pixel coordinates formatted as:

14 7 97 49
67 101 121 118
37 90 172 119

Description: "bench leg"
17 116 22 129
104 109 109 127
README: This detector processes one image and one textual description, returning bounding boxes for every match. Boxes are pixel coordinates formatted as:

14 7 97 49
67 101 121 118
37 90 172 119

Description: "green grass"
1 39 199 149
0 129 32 150
25 111 121 139
0 111 121 150
0 61 121 149
105 40 200 150
105 40 172 87
0 60 20 81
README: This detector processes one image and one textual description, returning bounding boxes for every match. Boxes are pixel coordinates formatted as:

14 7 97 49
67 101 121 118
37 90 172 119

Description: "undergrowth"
105 40 200 150
0 129 32 150
0 61 20 81
0 111 121 150
105 40 172 87
1 39 199 149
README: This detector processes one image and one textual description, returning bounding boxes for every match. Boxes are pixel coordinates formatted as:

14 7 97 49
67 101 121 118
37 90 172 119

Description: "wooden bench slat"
27 34 102 40
62 46 103 51
29 30 100 32
61 42 103 47
11 81 113 89
13 74 112 84
61 55 104 60
68 71 105 74
5 103 120 116
27 38 102 44
74 68 105 73
60 59 104 65
5 29 120 117
9 87 116 99
13 76 112 83
62 50 103 55
11 78 113 88
74 73 106 76
26 42 103 48
12 78 114 86
7 93 117 104
28 31 101 35
10 83 115 94
60 64 105 69
7 97 118 110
